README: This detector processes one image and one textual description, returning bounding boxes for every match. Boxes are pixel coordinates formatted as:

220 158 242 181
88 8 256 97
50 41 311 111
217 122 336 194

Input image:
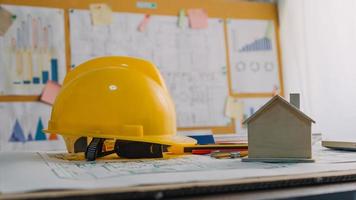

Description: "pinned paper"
272 85 279 96
40 81 61 105
89 4 112 26
225 96 244 120
138 14 150 32
222 66 227 75
0 7 15 36
178 9 186 28
187 8 208 29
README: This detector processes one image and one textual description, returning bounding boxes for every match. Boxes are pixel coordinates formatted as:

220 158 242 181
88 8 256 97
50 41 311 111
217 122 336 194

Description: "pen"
210 151 248 159
192 148 248 155
168 144 248 154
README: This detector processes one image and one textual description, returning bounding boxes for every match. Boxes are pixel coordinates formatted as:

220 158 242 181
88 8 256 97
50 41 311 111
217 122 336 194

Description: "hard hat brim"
44 129 197 146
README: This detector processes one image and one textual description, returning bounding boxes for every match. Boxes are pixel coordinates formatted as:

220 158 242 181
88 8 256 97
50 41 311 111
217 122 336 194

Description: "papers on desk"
2 142 356 194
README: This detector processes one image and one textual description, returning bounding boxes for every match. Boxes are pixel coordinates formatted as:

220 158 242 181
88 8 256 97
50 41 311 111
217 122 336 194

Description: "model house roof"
243 95 315 124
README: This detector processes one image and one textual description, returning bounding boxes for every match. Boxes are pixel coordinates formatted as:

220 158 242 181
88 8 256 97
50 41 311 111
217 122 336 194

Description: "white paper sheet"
2 142 356 194
69 10 230 127
233 98 270 135
227 19 280 94
0 102 65 152
0 5 66 95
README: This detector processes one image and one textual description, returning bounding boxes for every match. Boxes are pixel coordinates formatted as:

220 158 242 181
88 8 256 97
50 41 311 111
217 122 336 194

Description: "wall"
279 0 356 140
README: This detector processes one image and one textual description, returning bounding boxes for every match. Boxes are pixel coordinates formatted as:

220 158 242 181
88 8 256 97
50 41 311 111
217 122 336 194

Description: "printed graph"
9 118 58 143
0 5 65 95
11 15 59 85
0 103 65 152
227 19 281 94
239 37 272 52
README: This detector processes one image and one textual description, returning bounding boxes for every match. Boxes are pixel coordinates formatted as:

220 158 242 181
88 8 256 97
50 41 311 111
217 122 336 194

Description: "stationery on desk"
322 140 356 151
182 144 247 152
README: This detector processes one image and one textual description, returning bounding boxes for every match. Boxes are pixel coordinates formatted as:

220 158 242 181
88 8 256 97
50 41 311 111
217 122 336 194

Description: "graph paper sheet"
0 5 66 95
226 19 281 94
69 10 230 128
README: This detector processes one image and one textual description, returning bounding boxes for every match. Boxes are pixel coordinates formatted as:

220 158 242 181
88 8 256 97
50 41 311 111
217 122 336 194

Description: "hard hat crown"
45 56 196 147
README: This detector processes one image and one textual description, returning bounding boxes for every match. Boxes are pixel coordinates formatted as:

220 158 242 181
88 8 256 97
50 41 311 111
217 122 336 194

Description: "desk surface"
2 142 356 199
2 168 356 200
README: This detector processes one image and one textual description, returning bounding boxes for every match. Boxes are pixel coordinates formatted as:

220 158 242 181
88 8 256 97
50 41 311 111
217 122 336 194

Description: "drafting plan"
3 142 356 194
0 5 66 95
69 10 230 128
227 19 280 94
0 102 65 152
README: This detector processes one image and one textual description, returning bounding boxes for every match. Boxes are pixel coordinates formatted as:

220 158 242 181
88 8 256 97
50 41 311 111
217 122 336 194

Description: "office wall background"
279 0 356 140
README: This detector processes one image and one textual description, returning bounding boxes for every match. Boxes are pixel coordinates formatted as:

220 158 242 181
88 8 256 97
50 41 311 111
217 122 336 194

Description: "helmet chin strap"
85 138 166 161
85 138 114 161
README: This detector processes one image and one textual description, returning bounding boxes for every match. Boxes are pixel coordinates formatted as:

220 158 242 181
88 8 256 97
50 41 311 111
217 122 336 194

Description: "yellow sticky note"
225 96 244 120
0 7 15 36
178 9 185 28
89 4 112 26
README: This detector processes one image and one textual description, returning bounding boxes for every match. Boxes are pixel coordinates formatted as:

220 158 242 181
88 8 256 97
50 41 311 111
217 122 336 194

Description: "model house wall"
243 95 315 162
248 101 312 159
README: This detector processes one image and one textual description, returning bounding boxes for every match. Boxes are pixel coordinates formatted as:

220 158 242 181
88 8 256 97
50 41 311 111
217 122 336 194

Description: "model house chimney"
290 93 300 109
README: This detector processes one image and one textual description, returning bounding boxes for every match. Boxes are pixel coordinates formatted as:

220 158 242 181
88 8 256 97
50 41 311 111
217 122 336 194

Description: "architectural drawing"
40 153 289 180
69 10 230 127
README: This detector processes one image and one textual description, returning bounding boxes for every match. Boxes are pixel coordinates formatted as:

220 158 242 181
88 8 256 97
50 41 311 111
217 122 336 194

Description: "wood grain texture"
247 101 312 159
0 95 40 101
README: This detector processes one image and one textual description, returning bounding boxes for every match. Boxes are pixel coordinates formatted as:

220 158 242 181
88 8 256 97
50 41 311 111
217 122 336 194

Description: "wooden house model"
242 94 315 163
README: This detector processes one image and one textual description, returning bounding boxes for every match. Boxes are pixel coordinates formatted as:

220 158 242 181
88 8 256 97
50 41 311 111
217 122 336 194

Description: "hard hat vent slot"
108 84 118 91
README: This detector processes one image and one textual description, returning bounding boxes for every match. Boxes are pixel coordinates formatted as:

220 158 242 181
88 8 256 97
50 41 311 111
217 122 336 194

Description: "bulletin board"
0 0 284 135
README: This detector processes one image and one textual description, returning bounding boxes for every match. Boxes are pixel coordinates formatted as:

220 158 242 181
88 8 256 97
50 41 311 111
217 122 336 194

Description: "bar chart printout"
0 5 66 95
227 19 281 94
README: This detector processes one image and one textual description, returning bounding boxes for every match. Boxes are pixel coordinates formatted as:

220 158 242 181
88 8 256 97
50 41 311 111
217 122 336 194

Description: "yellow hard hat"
44 56 196 160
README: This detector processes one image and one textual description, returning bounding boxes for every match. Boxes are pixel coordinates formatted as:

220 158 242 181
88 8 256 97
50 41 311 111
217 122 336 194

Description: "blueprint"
69 10 230 128
40 153 288 180
3 142 356 194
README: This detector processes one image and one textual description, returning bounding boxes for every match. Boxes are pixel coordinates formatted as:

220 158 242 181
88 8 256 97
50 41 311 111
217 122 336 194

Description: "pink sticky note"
40 81 61 105
138 14 150 32
187 9 208 29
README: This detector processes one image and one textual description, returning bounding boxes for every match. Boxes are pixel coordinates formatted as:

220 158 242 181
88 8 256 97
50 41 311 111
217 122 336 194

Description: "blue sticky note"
189 135 215 145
